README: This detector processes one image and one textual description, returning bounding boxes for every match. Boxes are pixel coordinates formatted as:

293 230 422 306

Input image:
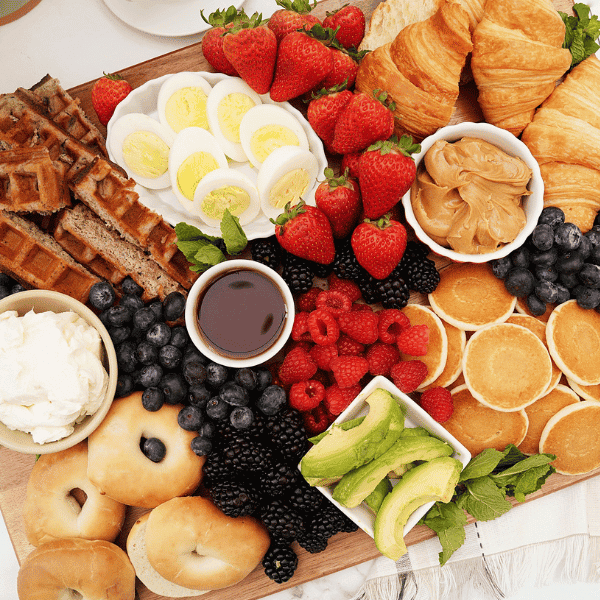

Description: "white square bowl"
302 375 471 539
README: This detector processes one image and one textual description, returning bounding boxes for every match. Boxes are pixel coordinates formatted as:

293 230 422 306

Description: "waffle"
0 210 99 304
54 203 185 301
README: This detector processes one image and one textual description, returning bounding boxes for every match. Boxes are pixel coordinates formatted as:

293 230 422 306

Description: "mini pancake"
546 299 600 386
567 378 600 402
463 323 553 411
399 304 448 389
428 263 516 331
515 297 555 323
445 385 529 456
506 314 561 394
539 400 600 474
421 321 466 390
518 384 580 456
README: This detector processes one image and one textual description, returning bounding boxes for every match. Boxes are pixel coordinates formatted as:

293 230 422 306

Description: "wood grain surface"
2 1 592 600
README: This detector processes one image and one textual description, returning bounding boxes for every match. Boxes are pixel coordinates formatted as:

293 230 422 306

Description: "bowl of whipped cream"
0 290 118 454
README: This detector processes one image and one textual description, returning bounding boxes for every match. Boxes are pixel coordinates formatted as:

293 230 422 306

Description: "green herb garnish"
560 3 600 67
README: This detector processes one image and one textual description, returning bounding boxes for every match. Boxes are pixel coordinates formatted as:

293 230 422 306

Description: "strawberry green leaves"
560 3 600 67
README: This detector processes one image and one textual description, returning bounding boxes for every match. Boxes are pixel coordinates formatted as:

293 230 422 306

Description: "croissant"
355 0 473 141
470 0 572 136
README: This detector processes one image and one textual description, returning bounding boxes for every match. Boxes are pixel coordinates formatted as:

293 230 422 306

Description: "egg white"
168 127 229 213
108 113 176 189
239 104 310 168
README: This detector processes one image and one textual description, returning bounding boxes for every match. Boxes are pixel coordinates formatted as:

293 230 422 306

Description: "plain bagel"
145 496 271 590
17 538 136 600
23 441 126 547
87 391 205 508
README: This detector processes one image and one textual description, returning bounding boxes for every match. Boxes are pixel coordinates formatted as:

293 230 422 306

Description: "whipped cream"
0 309 109 444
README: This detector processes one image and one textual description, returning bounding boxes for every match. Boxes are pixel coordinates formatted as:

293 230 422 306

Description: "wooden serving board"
2 0 593 599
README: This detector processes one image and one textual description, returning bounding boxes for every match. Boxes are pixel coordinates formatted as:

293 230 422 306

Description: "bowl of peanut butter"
402 122 543 263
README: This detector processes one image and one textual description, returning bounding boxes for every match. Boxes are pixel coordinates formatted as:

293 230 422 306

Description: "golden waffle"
0 210 99 304
421 320 466 390
54 203 185 302
0 147 70 214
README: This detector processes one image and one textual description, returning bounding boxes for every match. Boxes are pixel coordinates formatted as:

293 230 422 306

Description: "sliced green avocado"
308 416 366 445
398 426 430 438
374 456 462 561
388 463 413 479
300 388 404 483
364 477 392 514
332 435 454 508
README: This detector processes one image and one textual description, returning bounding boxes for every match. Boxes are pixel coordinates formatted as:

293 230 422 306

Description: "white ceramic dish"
106 72 327 240
402 122 544 263
303 375 471 539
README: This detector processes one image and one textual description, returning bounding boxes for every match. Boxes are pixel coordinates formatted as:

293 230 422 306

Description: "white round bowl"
402 122 544 263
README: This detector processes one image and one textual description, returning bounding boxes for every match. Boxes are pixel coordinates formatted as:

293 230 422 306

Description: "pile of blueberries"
490 207 600 315
88 278 286 458
0 273 26 300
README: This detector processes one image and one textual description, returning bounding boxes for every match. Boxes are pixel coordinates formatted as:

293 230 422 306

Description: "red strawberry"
91 72 133 126
331 89 395 155
200 7 242 76
278 346 317 385
336 310 379 345
390 360 428 393
289 379 326 412
322 5 366 49
307 87 353 152
268 0 321 42
397 324 430 356
314 167 362 239
270 29 334 102
351 215 408 279
341 151 362 179
324 383 361 415
330 355 369 388
420 387 454 423
366 342 400 377
318 46 361 90
358 135 420 219
273 200 335 265
222 14 278 94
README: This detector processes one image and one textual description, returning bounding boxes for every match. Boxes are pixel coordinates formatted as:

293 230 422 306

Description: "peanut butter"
410 137 532 254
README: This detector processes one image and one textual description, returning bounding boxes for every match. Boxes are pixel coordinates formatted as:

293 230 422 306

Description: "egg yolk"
122 131 169 179
251 125 299 164
200 185 251 220
177 152 220 200
165 87 209 133
218 93 256 144
269 168 310 209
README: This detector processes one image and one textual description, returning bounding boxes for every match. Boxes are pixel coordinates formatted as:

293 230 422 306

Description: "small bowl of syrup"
185 259 295 368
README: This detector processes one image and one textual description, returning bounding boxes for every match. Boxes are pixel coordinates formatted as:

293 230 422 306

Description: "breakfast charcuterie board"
3 0 600 599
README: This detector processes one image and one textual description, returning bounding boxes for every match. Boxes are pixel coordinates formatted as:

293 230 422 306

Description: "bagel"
17 538 136 600
145 496 271 590
87 392 205 508
23 441 126 547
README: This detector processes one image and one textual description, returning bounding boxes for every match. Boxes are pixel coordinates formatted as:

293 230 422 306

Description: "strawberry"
351 214 408 279
222 13 278 94
341 151 362 179
314 167 362 239
390 360 428 393
322 5 366 49
330 355 369 388
200 7 242 76
336 310 379 345
268 0 321 42
397 324 430 356
289 379 325 412
324 383 361 415
91 72 133 127
330 89 395 155
273 200 335 265
420 387 454 423
269 29 334 102
358 135 421 219
366 342 400 377
307 86 353 152
278 346 317 385
318 46 362 90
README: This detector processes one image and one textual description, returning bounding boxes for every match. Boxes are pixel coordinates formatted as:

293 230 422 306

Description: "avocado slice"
332 435 454 508
364 477 392 514
300 388 404 483
308 416 366 445
374 456 462 561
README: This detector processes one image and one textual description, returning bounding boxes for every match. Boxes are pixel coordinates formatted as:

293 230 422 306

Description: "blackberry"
209 480 260 517
261 460 301 496
398 245 440 294
222 436 274 473
376 272 410 309
260 499 304 541
281 254 314 295
296 527 329 554
312 502 358 539
202 452 235 486
251 236 281 270
332 239 363 281
286 481 325 515
309 259 334 279
262 542 298 584
266 408 309 464
357 271 383 304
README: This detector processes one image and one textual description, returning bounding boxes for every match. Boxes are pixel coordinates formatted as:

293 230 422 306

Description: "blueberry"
535 281 560 304
509 246 531 269
188 384 211 409
142 437 166 462
534 265 558 283
190 435 213 456
230 406 254 429
163 291 186 322
159 344 183 370
183 359 207 385
526 294 547 317
0 285 11 301
116 340 138 373
146 322 172 347
219 381 250 406
531 224 554 251
159 373 188 405
490 256 512 279
256 385 287 416
205 362 229 389
538 206 565 229
133 306 157 331
135 340 159 365
182 347 208 366
119 293 145 312
106 305 133 328
141 387 165 411
585 227 600 249
554 222 583 251
555 283 570 304
575 286 600 310
88 281 116 311
147 300 164 322
108 326 131 345
255 368 273 392
138 364 163 388
0 273 14 287
578 263 600 288
578 236 593 261
588 246 600 266
115 373 135 398
178 405 204 431
234 368 257 391
11 283 26 294
503 267 536 297
121 276 144 296
205 397 230 420
556 251 585 274
595 213 600 228
199 421 216 439
169 326 190 349
530 247 558 268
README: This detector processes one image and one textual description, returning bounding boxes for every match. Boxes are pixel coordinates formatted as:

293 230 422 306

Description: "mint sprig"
560 3 600 67
419 445 556 565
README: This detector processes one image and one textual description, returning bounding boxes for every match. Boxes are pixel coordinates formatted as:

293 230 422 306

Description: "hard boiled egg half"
157 72 213 136
239 104 309 168
108 112 176 190
257 146 319 220
206 78 262 163
168 127 228 213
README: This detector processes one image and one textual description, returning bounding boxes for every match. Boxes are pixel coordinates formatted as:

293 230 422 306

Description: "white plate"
106 72 327 240
102 0 243 38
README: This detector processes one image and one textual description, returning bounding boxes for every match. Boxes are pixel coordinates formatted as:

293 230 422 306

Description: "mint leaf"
195 243 225 266
221 210 248 255
560 4 600 66
458 476 513 521
421 502 468 566
174 221 219 243
175 221 227 274
458 447 504 481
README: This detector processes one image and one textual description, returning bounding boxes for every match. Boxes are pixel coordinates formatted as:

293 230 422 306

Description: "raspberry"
337 311 379 345
330 355 369 389
310 344 339 371
327 274 362 303
366 342 400 377
420 387 454 423
336 333 365 356
323 383 361 416
291 312 312 342
278 347 318 385
289 379 326 412
303 403 332 436
351 302 373 311
378 309 411 344
397 324 429 356
308 309 340 346
315 289 352 317
390 360 428 393
296 287 321 312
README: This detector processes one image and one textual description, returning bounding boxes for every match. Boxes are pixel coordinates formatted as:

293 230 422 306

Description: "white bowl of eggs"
106 72 327 239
